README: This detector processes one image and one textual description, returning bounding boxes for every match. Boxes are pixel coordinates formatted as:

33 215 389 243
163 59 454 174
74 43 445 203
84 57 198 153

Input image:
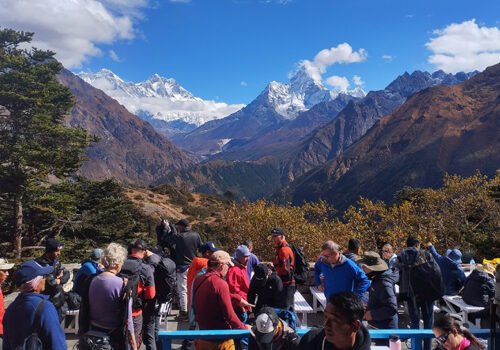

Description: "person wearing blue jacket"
426 244 466 296
3 260 67 350
73 248 104 295
314 241 370 300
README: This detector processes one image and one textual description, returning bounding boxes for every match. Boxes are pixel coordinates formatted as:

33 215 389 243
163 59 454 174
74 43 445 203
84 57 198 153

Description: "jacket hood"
400 247 420 265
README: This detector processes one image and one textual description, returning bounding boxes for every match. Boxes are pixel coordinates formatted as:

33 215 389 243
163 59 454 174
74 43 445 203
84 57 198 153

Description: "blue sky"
1 0 499 104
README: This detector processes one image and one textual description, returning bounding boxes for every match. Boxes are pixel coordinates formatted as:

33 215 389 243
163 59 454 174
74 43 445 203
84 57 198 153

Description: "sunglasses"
435 332 450 344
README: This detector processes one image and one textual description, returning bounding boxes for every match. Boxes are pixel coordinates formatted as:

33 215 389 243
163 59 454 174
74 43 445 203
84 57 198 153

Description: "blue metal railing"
158 328 492 350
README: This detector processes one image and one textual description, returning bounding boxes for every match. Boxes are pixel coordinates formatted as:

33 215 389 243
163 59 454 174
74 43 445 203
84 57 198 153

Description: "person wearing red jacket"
271 227 295 310
227 245 253 321
0 258 14 349
193 251 250 350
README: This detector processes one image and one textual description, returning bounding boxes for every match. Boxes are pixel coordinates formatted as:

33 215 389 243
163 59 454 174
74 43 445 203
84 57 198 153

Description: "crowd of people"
0 220 497 350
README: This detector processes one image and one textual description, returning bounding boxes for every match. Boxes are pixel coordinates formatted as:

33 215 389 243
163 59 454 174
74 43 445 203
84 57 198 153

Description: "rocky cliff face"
58 70 196 185
284 63 500 210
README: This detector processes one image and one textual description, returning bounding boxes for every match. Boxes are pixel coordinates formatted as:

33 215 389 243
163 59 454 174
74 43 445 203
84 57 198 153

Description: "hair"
322 241 340 253
242 240 253 247
102 243 127 269
406 236 420 247
348 239 361 251
433 316 484 350
382 243 393 252
327 292 365 324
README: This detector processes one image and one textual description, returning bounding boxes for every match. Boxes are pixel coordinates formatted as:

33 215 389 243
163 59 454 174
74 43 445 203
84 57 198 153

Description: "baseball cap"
13 260 54 286
45 238 63 253
253 263 269 281
209 250 234 267
0 258 14 270
90 248 104 261
234 245 251 259
200 241 219 254
270 227 284 236
176 219 189 227
253 307 279 344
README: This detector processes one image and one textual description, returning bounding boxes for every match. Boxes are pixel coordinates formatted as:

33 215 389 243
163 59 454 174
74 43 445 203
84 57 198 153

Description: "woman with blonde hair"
432 315 484 350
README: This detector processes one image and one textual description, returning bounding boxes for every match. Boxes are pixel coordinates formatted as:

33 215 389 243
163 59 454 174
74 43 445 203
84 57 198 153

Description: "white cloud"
313 43 367 73
426 19 500 73
109 50 121 62
352 75 364 86
0 0 150 68
325 76 350 92
382 54 393 62
240 81 248 87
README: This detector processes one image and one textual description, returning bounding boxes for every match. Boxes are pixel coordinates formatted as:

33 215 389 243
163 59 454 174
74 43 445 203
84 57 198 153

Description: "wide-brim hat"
477 263 496 276
446 249 462 264
357 251 388 272
0 258 14 270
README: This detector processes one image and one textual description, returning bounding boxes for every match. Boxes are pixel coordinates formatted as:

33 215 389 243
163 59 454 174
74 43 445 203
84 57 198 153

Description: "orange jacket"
273 240 295 285
187 257 208 309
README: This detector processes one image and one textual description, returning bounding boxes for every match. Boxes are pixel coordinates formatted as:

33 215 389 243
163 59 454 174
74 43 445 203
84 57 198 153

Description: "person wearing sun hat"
0 258 14 347
358 251 399 330
249 307 299 350
426 243 466 296
3 260 67 349
462 263 495 326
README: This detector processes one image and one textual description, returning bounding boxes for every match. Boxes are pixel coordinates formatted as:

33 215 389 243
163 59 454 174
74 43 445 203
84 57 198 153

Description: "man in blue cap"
426 243 466 296
3 260 67 350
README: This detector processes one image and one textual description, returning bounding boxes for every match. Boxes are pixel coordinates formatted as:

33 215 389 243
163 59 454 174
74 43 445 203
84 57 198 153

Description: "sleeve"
353 263 371 296
226 268 243 303
40 302 68 350
127 298 134 332
369 280 398 321
247 279 257 305
428 245 444 264
314 261 322 286
218 282 247 329
142 265 156 300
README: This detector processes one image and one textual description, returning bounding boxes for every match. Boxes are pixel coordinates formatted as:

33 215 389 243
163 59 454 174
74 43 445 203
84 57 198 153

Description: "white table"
441 295 485 328
309 286 327 312
294 291 313 327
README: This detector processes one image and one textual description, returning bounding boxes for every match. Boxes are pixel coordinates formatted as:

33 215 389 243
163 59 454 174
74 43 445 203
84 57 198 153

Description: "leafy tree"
0 28 91 256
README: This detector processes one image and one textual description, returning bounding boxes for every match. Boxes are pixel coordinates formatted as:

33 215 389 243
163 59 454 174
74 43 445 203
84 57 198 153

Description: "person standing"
193 251 248 350
271 227 295 310
73 248 104 296
344 239 361 262
227 245 253 321
0 258 14 349
314 241 370 300
174 219 202 321
3 260 67 350
35 238 70 321
381 243 398 270
243 240 260 281
426 244 466 296
156 218 177 259
248 263 284 313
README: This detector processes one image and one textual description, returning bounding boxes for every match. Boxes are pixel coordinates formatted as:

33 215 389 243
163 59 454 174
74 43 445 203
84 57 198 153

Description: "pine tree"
0 28 91 257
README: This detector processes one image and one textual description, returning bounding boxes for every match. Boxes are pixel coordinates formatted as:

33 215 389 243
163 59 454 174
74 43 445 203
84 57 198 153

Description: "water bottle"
470 258 475 268
389 335 401 350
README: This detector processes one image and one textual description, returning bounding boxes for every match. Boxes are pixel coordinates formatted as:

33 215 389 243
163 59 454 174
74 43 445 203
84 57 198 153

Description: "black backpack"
406 250 444 301
119 258 144 310
16 300 45 350
154 256 176 303
289 244 308 285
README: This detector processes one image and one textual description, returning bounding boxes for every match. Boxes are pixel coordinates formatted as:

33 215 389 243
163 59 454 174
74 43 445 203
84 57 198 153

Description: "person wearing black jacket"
35 238 70 321
462 264 495 325
358 252 398 329
248 263 284 313
156 218 177 260
298 292 371 350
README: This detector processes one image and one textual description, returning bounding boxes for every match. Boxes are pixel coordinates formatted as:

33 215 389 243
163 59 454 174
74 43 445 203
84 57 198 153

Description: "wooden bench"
63 309 79 334
309 286 327 312
441 295 485 328
158 301 173 329
293 290 313 327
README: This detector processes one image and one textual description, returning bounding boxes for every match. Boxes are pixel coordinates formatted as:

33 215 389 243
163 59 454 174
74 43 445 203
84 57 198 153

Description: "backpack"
16 300 45 350
273 308 298 330
405 249 444 301
289 245 308 285
119 258 144 310
154 256 176 303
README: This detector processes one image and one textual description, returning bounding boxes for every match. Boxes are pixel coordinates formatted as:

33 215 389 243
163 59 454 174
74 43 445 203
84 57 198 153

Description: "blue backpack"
273 308 298 330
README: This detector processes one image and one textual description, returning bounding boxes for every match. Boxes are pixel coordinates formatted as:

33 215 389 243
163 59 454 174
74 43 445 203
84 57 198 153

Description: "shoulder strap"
32 299 46 334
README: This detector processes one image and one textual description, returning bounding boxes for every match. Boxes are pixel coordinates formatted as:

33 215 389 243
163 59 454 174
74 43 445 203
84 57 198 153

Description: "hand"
364 310 372 321
239 298 255 312
318 284 324 292
426 242 433 248
145 250 154 257
246 324 253 330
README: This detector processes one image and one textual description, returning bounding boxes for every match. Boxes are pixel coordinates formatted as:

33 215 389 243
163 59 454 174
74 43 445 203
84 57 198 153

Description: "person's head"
44 238 63 261
433 316 484 350
130 239 148 259
0 258 14 284
348 239 361 255
90 248 104 263
200 241 219 258
270 227 285 247
253 307 282 345
101 243 128 273
321 241 341 264
357 251 388 278
406 236 420 248
208 250 234 278
13 260 54 293
243 240 253 252
175 219 189 232
234 245 251 265
252 263 270 285
324 292 365 349
381 243 394 261
446 249 462 265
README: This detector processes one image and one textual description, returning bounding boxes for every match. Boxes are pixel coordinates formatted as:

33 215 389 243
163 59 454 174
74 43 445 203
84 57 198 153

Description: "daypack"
154 256 176 303
289 244 308 284
404 249 444 301
16 300 45 350
273 308 298 331
119 258 144 310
